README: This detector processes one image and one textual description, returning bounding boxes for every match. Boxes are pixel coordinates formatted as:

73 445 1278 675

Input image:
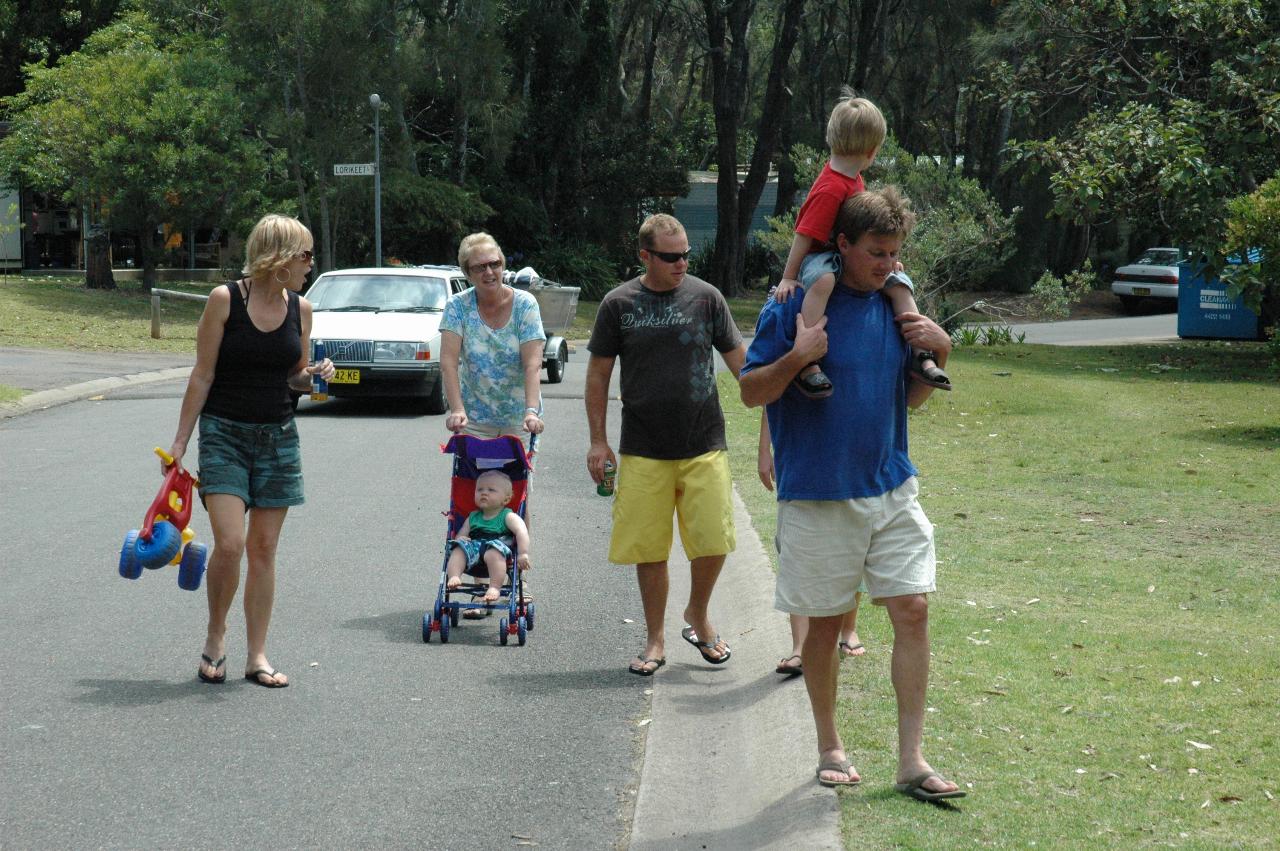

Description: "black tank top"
202 281 302 424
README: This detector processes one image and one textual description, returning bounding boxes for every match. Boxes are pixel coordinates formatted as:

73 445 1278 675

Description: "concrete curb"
629 491 841 850
0 366 192 419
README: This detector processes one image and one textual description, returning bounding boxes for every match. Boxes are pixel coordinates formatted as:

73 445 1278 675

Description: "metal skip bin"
1177 257 1261 340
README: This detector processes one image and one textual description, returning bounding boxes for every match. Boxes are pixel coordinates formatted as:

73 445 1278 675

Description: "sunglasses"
295 249 314 261
470 259 504 273
647 249 691 264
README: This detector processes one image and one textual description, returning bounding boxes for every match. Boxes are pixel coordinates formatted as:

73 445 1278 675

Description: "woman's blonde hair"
457 232 504 272
242 214 312 278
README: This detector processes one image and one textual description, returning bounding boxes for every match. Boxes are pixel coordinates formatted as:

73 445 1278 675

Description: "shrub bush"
529 239 620 301
755 137 1018 315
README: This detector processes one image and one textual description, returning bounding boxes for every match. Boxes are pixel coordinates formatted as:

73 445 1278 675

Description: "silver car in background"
1111 247 1183 313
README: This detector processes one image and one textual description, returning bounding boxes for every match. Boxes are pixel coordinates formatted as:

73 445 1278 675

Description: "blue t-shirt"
741 283 916 500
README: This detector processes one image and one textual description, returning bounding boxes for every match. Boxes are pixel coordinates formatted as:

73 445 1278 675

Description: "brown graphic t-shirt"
588 275 743 460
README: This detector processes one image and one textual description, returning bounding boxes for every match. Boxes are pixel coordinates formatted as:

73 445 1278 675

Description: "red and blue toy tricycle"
118 447 207 591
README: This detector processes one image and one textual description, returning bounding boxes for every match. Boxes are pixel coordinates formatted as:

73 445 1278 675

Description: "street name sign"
334 163 376 176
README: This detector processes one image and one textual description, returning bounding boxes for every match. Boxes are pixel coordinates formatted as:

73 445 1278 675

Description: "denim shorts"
448 537 514 575
799 250 843 288
198 413 305 508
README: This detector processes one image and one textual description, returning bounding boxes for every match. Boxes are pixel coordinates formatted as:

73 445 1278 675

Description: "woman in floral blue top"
441 232 546 442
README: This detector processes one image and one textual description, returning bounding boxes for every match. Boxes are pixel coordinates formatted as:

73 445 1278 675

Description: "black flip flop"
197 653 226 684
894 771 966 802
681 626 731 665
244 667 289 688
628 656 666 677
775 654 803 677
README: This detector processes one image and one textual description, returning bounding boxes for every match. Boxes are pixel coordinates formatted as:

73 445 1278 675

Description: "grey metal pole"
370 93 382 267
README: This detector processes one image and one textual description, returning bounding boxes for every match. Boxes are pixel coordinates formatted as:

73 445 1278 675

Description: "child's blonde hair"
826 88 886 157
476 469 514 498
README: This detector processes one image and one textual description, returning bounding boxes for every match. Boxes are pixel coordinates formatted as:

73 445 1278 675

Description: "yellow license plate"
331 369 360 384
1133 287 1151 296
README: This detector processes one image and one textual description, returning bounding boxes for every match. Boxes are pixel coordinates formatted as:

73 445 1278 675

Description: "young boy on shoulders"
773 89 950 398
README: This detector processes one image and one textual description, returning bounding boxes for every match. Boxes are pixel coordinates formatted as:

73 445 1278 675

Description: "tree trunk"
452 112 470 185
702 0 753 296
703 0 803 296
84 222 115 290
140 222 158 292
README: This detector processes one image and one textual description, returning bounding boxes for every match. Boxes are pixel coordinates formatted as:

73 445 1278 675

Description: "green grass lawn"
0 274 211 353
719 343 1279 849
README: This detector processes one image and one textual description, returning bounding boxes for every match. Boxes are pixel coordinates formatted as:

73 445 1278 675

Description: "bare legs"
200 494 288 686
781 593 863 672
633 554 728 670
796 594 957 793
802 614 859 784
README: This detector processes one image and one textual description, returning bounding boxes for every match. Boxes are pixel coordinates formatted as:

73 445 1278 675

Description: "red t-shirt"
794 162 865 252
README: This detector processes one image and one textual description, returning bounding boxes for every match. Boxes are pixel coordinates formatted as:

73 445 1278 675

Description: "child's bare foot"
483 586 501 602
446 576 462 590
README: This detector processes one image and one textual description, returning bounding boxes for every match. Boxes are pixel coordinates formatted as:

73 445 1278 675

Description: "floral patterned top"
441 287 546 428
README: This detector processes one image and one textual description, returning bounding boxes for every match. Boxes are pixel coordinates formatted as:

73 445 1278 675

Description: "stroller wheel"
499 617 509 646
524 603 536 632
517 616 527 646
439 610 450 643
422 613 433 643
450 604 459 627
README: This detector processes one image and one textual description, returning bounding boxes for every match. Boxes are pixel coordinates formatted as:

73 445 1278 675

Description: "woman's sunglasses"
469 259 504 273
648 249 691 264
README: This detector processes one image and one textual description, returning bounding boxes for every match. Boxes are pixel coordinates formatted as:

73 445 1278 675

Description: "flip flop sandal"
244 667 289 688
838 641 866 657
792 364 833 399
816 759 861 787
197 653 226 684
894 771 966 801
910 350 952 390
628 656 666 677
775 654 803 676
681 626 731 665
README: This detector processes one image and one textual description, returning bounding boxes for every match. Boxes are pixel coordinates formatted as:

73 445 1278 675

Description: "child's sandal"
793 364 834 399
910 350 952 390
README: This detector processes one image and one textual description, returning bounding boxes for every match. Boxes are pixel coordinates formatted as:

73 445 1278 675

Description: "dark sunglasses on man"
647 249 690 264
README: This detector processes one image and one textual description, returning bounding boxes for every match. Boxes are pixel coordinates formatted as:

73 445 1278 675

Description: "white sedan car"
1111 247 1183 313
307 266 470 412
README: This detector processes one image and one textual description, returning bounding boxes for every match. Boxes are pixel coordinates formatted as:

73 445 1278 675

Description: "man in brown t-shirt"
586 214 747 676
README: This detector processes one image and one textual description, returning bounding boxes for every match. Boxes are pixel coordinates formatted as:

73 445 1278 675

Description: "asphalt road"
0 383 647 849
0 351 841 851
1009 311 1178 345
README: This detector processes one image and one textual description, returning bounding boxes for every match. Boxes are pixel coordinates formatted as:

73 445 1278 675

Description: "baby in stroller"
444 470 531 602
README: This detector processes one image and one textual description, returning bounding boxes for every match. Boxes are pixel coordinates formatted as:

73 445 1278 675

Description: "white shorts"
774 477 936 617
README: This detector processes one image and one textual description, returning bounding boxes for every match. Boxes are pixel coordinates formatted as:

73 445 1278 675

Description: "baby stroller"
423 434 535 645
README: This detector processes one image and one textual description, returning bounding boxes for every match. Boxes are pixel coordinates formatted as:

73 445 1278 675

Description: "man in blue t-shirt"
740 186 966 802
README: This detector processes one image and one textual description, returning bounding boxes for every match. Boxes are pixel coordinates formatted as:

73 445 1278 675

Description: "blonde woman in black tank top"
167 214 334 688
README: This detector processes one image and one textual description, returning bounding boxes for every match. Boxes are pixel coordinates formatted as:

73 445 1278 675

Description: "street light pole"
369 93 383 267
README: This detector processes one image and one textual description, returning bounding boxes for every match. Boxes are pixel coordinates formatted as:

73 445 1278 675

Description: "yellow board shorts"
608 450 736 565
